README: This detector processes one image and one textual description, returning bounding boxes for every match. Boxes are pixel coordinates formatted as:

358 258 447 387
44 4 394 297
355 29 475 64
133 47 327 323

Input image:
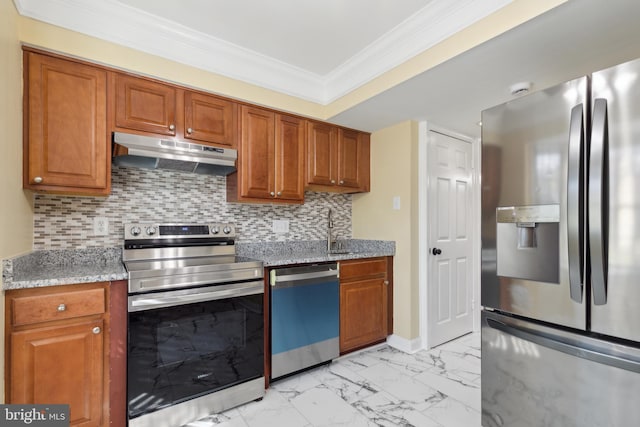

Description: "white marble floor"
185 332 481 427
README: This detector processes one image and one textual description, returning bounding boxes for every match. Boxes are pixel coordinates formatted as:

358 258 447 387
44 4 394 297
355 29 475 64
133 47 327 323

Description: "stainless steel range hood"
112 132 237 176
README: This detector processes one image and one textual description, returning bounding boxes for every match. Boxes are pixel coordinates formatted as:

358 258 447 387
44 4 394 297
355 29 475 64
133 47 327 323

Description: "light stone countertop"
237 239 395 267
2 248 127 290
2 240 395 290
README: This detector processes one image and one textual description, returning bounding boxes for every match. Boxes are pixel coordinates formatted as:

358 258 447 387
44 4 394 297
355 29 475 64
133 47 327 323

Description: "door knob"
432 248 442 255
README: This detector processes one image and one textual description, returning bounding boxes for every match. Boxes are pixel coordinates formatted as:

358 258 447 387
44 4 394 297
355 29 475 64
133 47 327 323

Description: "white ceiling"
117 0 432 75
14 0 640 139
331 0 640 138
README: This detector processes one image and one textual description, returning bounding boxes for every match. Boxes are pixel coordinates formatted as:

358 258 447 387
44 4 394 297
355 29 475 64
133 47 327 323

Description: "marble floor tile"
183 332 481 427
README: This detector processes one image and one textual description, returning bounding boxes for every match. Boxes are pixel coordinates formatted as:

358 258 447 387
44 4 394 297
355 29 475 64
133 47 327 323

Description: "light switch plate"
272 219 290 233
393 196 401 210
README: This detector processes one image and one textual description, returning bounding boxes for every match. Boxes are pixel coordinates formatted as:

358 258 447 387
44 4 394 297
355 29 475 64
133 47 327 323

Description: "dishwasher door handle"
270 268 339 286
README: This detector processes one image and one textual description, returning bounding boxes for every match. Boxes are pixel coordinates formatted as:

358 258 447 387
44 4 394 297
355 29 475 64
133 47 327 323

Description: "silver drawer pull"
57 304 66 312
92 327 101 335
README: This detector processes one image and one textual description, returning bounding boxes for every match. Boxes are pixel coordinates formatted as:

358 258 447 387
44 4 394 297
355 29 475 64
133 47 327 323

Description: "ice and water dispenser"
496 204 560 284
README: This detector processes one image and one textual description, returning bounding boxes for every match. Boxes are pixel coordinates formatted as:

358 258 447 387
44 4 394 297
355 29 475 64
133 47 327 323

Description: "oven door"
127 281 264 421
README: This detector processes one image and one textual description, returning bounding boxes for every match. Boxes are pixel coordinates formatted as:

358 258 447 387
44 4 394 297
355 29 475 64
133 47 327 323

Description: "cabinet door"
274 115 305 201
340 278 388 353
10 319 104 427
184 91 236 147
25 52 108 194
338 128 365 189
306 121 337 186
239 106 275 199
114 73 177 136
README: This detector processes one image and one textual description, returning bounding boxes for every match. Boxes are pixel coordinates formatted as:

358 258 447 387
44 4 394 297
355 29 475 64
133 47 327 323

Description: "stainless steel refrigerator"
481 57 640 426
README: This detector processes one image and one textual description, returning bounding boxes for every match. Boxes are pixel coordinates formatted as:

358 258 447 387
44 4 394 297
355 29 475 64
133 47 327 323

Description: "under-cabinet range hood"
112 132 237 176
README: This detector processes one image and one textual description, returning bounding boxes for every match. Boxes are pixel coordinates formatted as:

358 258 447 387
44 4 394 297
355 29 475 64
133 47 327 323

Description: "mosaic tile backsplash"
33 166 352 249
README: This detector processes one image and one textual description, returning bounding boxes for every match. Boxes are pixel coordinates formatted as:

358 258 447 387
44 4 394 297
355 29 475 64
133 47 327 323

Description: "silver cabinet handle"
270 191 275 197
383 280 389 286
33 176 43 184
567 104 584 303
92 327 101 334
589 98 609 305
339 180 344 185
330 179 336 184
169 124 175 131
276 191 282 196
187 127 193 134
57 304 66 312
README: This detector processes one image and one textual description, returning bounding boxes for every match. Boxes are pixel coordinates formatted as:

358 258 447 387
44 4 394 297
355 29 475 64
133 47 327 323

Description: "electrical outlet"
93 217 109 236
272 219 289 233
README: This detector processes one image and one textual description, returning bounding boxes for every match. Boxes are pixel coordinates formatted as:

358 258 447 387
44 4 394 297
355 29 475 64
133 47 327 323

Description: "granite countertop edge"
2 247 127 291
2 240 395 290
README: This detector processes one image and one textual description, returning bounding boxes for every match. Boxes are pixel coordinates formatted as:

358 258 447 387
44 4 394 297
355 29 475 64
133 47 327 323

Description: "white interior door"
427 130 474 347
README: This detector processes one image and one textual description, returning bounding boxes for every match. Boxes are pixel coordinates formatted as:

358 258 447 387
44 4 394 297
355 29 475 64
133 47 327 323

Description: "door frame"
418 121 481 350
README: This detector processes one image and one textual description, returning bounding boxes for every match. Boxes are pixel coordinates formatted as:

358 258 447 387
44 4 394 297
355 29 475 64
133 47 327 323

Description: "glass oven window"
128 293 263 419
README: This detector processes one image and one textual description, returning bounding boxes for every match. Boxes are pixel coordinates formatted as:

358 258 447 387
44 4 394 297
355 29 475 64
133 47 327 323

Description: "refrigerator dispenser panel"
496 205 560 284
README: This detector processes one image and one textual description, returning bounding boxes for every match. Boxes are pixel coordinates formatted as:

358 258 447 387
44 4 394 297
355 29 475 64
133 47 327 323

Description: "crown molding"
14 0 511 104
324 0 512 103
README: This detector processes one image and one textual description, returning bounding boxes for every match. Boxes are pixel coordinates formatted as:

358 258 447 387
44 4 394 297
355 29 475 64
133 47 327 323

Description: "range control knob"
223 226 232 234
210 226 220 235
130 226 141 236
146 226 157 236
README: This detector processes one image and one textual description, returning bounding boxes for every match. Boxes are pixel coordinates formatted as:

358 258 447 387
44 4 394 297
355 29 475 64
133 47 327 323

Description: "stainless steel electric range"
123 222 264 427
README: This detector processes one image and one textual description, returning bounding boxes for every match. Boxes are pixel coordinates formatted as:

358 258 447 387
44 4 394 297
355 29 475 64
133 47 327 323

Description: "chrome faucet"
327 208 334 252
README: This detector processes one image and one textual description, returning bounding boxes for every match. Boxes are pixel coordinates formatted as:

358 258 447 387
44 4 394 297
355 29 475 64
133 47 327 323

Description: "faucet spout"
327 208 334 252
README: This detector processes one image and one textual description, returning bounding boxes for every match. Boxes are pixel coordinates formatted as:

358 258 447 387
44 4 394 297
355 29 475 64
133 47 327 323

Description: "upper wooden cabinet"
22 49 370 199
23 50 109 195
183 91 236 147
112 73 237 148
227 106 305 203
338 128 370 190
306 121 370 193
306 121 337 187
113 74 177 137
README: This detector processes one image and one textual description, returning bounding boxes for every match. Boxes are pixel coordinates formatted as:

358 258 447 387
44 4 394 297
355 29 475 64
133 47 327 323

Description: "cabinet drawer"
340 258 387 281
11 288 106 326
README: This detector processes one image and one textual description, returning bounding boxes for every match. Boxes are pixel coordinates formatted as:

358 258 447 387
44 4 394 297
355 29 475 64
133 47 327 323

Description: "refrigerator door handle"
589 98 609 305
567 103 584 302
485 316 640 373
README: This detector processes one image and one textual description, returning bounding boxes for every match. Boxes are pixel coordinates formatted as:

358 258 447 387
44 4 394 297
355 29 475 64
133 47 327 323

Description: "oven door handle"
128 280 264 312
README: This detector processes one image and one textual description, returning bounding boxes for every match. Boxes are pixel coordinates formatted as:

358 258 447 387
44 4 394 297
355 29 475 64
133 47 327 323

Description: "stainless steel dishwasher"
270 262 339 380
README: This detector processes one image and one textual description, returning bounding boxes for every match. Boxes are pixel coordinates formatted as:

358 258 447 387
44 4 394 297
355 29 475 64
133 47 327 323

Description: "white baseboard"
386 334 424 354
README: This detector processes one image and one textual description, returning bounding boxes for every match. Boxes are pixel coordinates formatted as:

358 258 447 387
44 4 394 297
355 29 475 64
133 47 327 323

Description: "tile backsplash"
33 166 352 249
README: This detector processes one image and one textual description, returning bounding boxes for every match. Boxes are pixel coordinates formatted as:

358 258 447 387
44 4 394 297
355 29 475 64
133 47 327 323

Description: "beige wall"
0 0 34 403
352 121 420 340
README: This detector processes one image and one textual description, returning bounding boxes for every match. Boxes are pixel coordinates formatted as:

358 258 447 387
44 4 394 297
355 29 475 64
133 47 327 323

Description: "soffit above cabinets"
13 0 512 104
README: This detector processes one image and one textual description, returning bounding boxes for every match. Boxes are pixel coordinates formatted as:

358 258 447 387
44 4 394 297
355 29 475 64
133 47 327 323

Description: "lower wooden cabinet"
339 257 393 354
5 283 110 427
